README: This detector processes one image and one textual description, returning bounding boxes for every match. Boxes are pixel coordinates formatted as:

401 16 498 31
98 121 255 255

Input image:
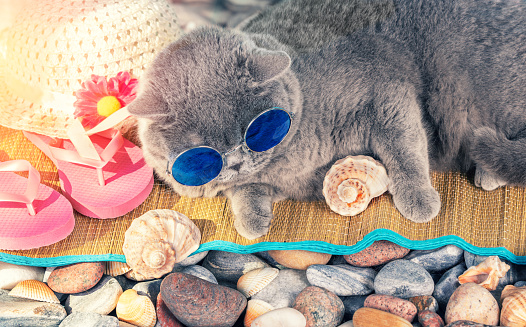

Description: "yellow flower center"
97 96 121 117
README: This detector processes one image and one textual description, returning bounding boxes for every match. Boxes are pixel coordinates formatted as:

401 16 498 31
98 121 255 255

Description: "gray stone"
340 295 367 318
432 262 465 309
404 245 464 272
0 289 67 327
328 255 349 265
133 279 162 306
306 264 376 296
202 250 269 282
65 275 122 315
181 265 218 284
114 275 137 291
374 259 434 298
463 251 488 268
254 251 287 269
515 281 526 287
173 250 209 268
58 312 118 327
252 269 310 308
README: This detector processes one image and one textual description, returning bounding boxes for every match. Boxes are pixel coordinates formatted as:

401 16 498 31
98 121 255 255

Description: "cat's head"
128 26 302 196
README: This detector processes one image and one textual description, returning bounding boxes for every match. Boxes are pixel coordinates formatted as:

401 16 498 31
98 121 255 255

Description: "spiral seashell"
105 261 132 277
8 280 60 304
116 289 156 327
237 268 279 298
123 209 201 280
500 285 526 327
323 155 389 216
458 256 510 291
245 299 275 327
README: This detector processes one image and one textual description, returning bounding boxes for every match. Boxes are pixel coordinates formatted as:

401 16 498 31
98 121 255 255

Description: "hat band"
4 73 76 115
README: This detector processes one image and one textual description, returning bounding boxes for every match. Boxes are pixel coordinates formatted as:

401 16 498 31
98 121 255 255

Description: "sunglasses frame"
167 107 294 186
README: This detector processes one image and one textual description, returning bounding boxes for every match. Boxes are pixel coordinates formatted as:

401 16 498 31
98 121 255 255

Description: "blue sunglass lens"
171 147 223 186
245 109 291 152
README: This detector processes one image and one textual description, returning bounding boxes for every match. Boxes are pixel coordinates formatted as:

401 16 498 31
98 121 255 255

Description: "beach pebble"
114 274 137 291
444 322 497 327
160 272 246 327
202 251 269 282
433 263 465 309
252 269 310 308
405 246 464 273
181 265 218 284
133 279 162 306
444 283 499 325
343 241 410 267
364 294 417 322
156 293 184 327
352 307 412 327
268 250 331 270
0 262 45 290
293 286 344 327
374 260 434 298
0 289 67 327
58 312 119 327
47 262 104 294
251 307 307 327
337 322 355 327
254 251 287 269
515 280 526 287
408 295 439 313
306 264 376 296
418 310 444 327
175 250 209 266
65 275 122 315
341 295 368 318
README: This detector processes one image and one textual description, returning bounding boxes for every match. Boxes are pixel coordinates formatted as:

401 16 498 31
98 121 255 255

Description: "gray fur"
128 0 526 239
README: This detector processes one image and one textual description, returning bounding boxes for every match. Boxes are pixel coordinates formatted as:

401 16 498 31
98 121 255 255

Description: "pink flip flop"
0 160 75 250
23 129 154 219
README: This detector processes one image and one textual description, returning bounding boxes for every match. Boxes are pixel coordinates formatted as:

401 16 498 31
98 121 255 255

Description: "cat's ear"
246 49 291 83
127 89 170 119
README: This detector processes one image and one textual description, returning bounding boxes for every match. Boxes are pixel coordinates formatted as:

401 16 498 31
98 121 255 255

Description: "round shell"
237 268 279 298
500 285 526 327
116 289 157 327
458 256 510 291
105 261 132 277
8 279 60 304
323 155 389 216
245 299 275 327
251 307 307 327
123 209 201 280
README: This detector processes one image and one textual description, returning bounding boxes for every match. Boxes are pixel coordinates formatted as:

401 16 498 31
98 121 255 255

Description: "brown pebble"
364 294 417 322
293 286 344 327
419 310 445 327
409 295 439 313
445 321 497 327
445 283 499 325
268 250 331 270
156 293 183 327
47 262 104 294
344 241 410 267
353 307 412 327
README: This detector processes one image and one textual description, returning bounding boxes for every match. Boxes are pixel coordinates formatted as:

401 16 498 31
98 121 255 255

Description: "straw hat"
0 0 182 138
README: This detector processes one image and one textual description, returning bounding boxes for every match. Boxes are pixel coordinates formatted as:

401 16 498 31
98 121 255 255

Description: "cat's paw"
233 210 273 240
392 186 441 223
474 166 506 191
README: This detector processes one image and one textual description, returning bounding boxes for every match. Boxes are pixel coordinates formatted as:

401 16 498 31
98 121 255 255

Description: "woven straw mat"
1 125 526 264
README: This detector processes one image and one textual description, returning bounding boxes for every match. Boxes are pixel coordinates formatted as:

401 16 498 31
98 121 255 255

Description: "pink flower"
74 71 138 128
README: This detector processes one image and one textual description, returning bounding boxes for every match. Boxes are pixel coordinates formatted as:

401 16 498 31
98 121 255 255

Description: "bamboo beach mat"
1 125 526 266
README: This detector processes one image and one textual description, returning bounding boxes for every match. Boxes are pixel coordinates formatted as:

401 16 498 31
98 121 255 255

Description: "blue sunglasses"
168 107 293 186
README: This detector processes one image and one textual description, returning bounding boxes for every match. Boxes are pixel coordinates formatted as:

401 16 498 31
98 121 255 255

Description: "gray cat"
128 0 526 239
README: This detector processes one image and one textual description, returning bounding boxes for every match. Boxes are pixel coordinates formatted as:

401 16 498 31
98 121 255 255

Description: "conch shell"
458 256 510 291
323 155 389 216
8 279 60 304
500 285 526 327
116 289 156 327
123 209 201 280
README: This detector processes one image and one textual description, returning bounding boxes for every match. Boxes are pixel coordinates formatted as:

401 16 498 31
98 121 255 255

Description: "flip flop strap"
0 160 40 215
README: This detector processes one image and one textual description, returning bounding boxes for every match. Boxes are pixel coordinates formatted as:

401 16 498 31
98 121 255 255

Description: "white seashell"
500 285 526 327
123 209 201 280
323 155 389 216
245 299 275 327
8 279 60 304
0 262 45 290
252 307 307 327
458 256 510 291
116 289 156 327
237 268 279 298
105 261 132 277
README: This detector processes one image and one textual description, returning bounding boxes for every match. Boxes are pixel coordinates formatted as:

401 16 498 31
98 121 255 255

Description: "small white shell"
123 209 201 280
323 155 389 216
116 289 156 327
245 299 275 327
8 279 60 304
237 268 279 298
252 307 307 327
458 256 510 291
105 261 132 277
